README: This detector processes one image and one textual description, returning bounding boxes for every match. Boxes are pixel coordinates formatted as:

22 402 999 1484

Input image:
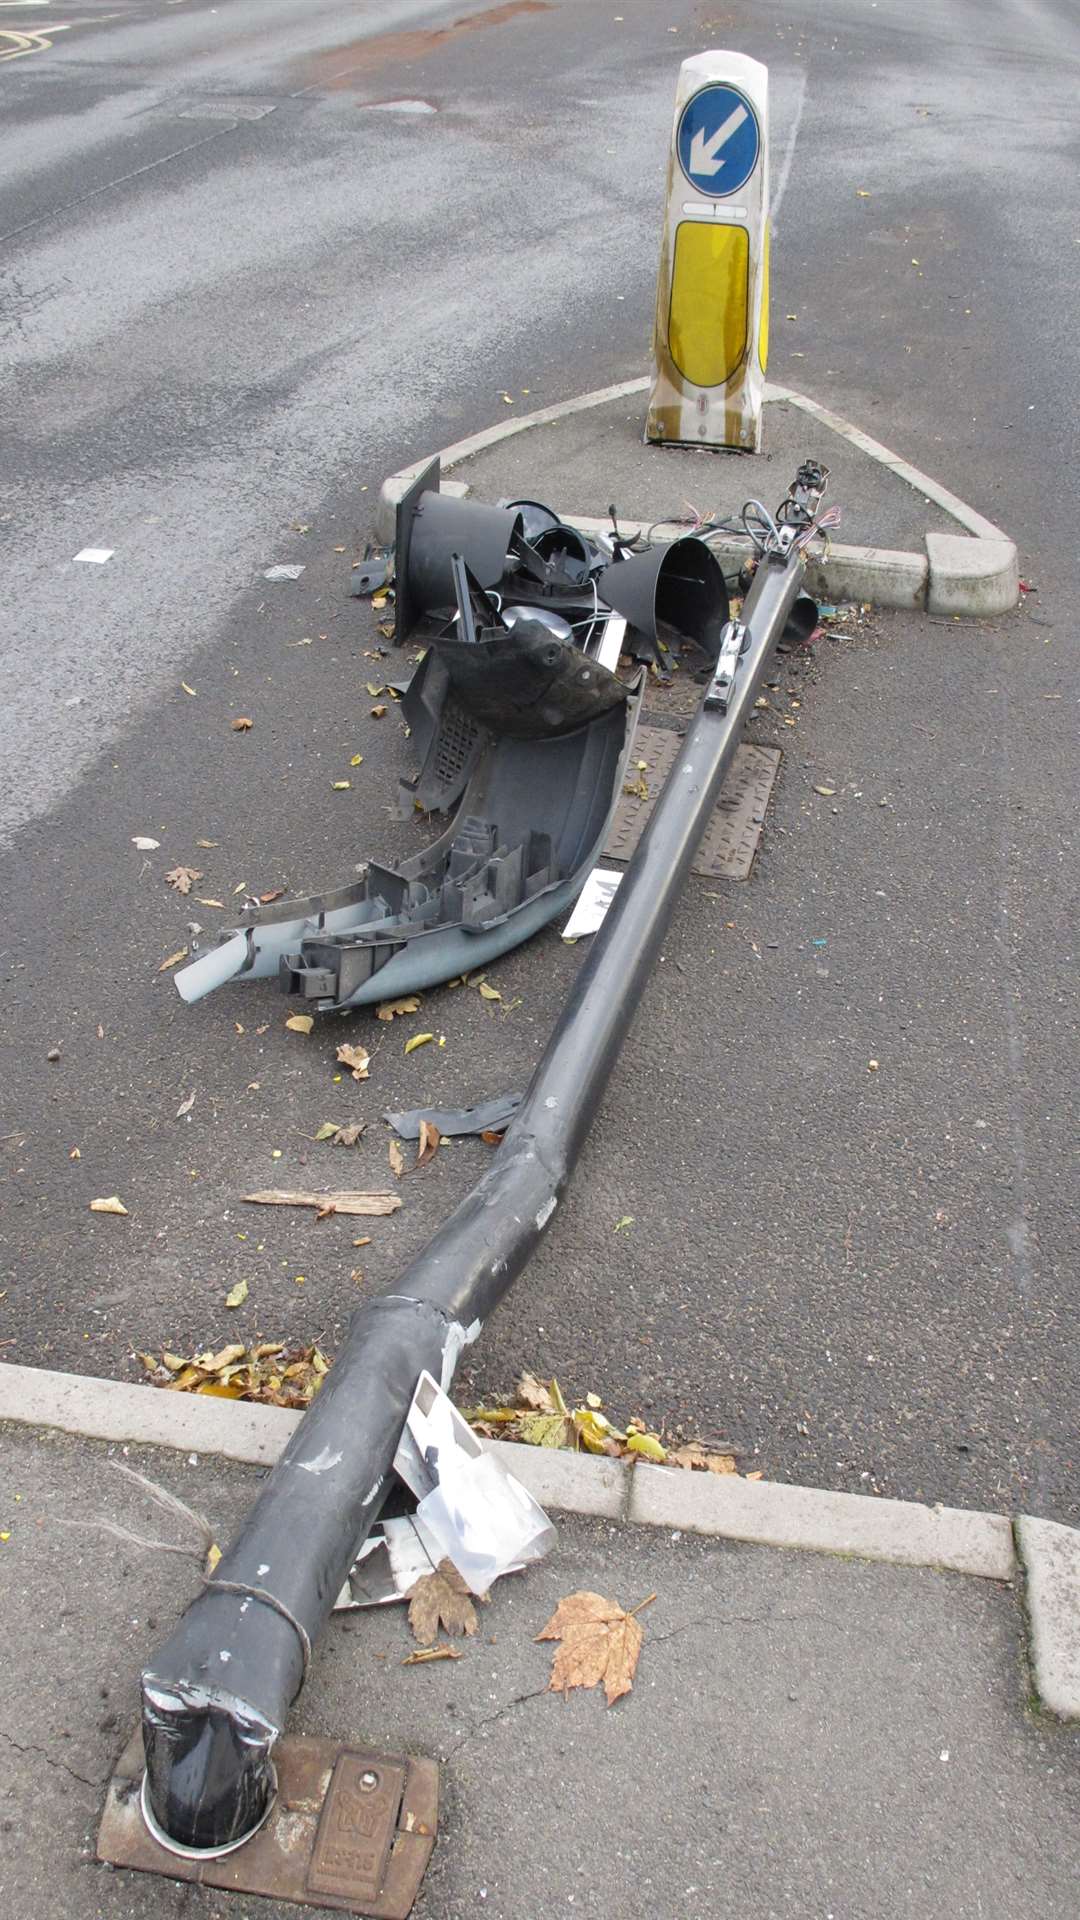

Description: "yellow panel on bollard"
646 51 769 453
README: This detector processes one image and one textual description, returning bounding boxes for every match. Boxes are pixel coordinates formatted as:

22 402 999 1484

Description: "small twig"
628 1592 658 1618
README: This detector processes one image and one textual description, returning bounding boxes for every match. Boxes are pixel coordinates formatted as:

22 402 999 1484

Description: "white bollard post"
646 51 769 453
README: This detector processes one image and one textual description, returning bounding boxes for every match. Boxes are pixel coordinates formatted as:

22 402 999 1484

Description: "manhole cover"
98 1729 437 1918
605 726 781 880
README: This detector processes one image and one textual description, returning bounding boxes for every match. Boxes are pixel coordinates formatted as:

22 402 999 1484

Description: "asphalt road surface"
1 0 1077 1521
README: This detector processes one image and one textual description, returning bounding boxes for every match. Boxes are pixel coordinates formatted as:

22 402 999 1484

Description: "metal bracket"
704 618 749 712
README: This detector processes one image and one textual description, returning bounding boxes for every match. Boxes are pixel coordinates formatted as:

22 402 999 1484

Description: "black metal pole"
141 539 808 1852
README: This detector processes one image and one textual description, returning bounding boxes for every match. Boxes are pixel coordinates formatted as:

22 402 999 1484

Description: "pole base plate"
97 1729 438 1919
605 729 781 879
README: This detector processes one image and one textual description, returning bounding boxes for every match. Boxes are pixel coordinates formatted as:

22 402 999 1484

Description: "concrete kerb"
374 377 1018 617
0 1358 1028 1587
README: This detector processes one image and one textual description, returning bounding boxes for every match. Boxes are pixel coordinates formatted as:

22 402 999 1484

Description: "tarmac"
1 383 1072 1920
2 1368 1080 1920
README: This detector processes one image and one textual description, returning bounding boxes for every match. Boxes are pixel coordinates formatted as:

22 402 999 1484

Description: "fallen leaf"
337 1043 370 1080
416 1119 441 1168
181 682 197 696
350 753 363 767
224 1278 248 1308
388 1139 406 1178
613 1215 634 1233
407 1559 486 1646
242 1189 401 1216
165 865 202 895
331 780 351 791
518 1373 555 1411
365 682 385 697
370 704 387 718
855 187 871 197
89 1195 128 1216
195 839 219 849
206 1542 222 1574
286 1013 315 1035
376 996 421 1022
196 897 225 908
69 1147 81 1160
813 785 836 797
331 1122 366 1147
624 1430 666 1462
352 1235 371 1247
668 1444 738 1475
175 1091 196 1118
231 716 254 732
404 1032 434 1055
259 888 284 904
402 1643 462 1665
131 836 160 850
314 1122 339 1141
536 1590 651 1706
478 982 502 1002
480 1129 504 1145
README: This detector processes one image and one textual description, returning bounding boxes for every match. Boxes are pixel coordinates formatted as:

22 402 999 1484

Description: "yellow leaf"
331 780 351 791
404 1032 434 1054
181 682 197 696
196 898 225 908
586 1391 602 1409
613 1215 634 1233
375 996 420 1021
350 754 363 767
314 1122 339 1141
89 1196 128 1216
478 982 501 1002
196 1381 247 1398
365 682 385 696
206 1543 222 1573
224 1278 248 1309
157 947 189 972
624 1431 667 1462
285 1014 314 1035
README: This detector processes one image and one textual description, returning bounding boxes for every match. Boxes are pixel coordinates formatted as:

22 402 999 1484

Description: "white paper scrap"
74 548 113 564
263 563 305 582
562 866 623 940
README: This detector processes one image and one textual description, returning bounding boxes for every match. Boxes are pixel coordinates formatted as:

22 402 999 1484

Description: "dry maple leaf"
667 1444 738 1475
336 1043 370 1081
406 1559 486 1646
517 1372 554 1412
165 865 202 896
376 996 420 1022
536 1590 651 1706
331 1121 366 1147
415 1119 441 1168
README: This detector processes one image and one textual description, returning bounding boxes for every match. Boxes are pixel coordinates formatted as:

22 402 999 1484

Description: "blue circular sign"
676 84 760 197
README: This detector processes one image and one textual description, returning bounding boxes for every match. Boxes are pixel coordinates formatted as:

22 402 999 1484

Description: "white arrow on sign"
688 102 749 178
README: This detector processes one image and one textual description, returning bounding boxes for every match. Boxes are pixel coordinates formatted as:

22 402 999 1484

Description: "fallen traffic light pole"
140 462 830 1855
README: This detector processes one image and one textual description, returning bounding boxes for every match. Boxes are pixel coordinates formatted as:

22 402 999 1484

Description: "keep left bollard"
646 51 769 453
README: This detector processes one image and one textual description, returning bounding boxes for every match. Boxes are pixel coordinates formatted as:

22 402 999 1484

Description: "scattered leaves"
667 1444 738 1474
376 996 421 1021
165 865 202 896
138 1340 330 1409
286 1014 315 1035
416 1119 441 1168
89 1196 128 1216
231 716 254 732
402 1643 462 1665
536 1590 651 1706
463 1374 746 1476
407 1559 486 1646
404 1032 434 1055
224 1278 248 1309
337 1043 371 1080
242 1188 401 1216
313 1122 339 1141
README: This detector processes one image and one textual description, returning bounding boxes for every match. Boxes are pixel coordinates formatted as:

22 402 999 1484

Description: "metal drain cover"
98 1729 438 1918
605 727 781 880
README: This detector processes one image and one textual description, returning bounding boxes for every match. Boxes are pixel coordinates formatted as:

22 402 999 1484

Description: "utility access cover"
98 1729 438 1918
604 728 780 881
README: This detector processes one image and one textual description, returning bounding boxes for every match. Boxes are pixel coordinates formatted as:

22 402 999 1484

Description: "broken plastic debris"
562 867 623 939
393 1371 555 1596
263 564 305 582
384 1092 523 1141
74 547 114 564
